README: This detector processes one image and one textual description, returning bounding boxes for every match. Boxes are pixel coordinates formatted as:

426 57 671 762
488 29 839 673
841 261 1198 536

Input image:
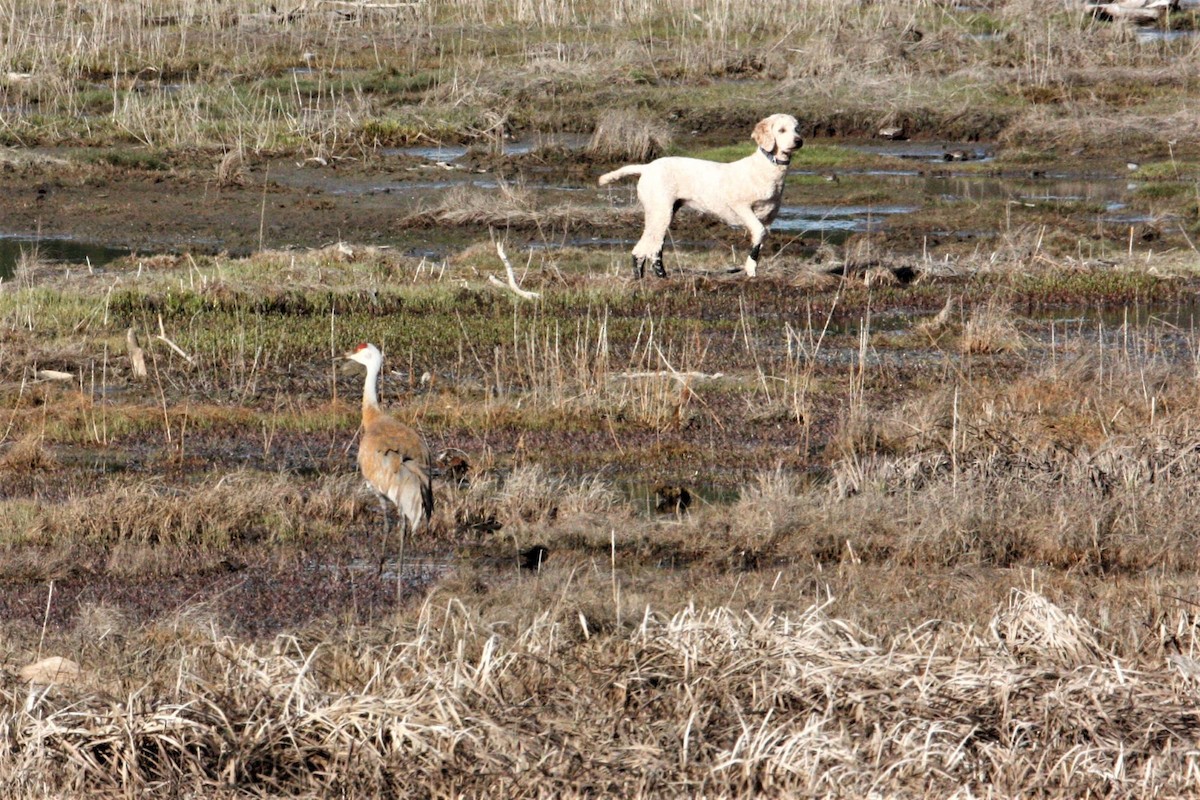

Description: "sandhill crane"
346 342 433 573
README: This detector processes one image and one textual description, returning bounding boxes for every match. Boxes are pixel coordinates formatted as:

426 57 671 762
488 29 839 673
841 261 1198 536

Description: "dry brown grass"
5 588 1200 797
3 245 1200 795
587 108 673 163
404 182 631 230
960 298 1026 354
0 471 363 549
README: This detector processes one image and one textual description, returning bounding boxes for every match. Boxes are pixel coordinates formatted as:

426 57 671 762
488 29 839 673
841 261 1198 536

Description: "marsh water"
0 234 130 280
0 137 1162 279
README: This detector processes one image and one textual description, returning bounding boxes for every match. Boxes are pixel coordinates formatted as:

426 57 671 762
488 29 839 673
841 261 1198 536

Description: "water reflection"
385 133 591 161
0 235 130 280
842 140 995 163
773 204 918 235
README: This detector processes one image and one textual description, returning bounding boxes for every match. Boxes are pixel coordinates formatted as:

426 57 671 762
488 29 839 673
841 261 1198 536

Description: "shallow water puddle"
772 204 919 237
841 140 995 163
324 555 455 584
0 235 130 281
384 133 591 162
1136 29 1198 42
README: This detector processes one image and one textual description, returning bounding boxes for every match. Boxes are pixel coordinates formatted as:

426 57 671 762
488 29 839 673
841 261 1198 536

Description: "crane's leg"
395 519 409 603
376 495 391 576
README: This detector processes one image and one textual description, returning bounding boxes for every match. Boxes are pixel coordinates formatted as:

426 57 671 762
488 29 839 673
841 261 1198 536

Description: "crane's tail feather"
388 470 434 532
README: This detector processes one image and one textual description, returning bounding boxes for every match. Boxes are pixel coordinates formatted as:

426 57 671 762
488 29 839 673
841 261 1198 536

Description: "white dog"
598 114 802 278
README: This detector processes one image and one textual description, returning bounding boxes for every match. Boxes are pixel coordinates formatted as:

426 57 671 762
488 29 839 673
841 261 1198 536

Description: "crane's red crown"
353 342 370 352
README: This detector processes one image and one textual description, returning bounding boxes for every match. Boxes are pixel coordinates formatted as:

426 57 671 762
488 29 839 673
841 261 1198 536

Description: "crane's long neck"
361 357 382 419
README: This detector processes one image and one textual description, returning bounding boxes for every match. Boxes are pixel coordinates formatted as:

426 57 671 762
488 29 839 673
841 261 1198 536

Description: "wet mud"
1 134 1182 276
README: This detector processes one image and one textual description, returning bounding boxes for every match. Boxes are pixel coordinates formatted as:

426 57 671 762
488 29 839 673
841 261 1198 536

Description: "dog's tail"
598 164 645 186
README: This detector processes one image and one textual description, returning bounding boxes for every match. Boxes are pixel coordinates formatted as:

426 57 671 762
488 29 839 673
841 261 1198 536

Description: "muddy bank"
1 157 452 258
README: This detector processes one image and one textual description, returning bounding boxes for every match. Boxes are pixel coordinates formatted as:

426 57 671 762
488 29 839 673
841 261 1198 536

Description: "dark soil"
4 157 457 256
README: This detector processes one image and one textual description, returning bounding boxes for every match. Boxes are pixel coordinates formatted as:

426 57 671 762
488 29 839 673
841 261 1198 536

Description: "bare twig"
322 0 422 8
612 371 725 382
488 240 540 301
156 314 195 364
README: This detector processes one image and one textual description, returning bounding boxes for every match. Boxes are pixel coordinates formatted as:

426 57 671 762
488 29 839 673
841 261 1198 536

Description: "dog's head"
752 114 803 163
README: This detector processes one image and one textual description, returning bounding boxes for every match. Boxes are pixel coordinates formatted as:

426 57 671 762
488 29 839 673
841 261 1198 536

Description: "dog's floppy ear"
752 117 774 152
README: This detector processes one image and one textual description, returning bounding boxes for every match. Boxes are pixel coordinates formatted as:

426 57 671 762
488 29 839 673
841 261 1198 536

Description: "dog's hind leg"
631 181 675 279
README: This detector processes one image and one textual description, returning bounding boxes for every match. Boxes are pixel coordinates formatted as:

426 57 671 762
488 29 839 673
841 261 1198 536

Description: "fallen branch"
612 371 725 382
488 241 540 301
156 315 195 364
322 0 422 8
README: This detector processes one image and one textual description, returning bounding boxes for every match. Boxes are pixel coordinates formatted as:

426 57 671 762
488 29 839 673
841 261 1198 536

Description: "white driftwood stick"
156 314 195 364
613 371 725 382
489 241 540 300
323 1 423 8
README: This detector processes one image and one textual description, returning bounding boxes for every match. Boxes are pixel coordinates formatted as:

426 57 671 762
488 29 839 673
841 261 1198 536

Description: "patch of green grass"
1135 161 1200 180
1133 181 1192 200
84 148 169 171
956 11 1004 35
1010 268 1173 305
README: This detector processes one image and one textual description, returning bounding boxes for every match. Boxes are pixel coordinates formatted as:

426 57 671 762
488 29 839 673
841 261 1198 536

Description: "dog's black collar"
760 147 790 166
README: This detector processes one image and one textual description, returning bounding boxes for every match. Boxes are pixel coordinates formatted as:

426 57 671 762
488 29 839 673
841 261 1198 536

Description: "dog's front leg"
741 215 769 278
745 243 762 277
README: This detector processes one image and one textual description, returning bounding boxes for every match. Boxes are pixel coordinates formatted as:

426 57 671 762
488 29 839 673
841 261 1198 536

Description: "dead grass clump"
404 182 623 229
822 430 1200 572
716 468 806 561
999 105 1200 155
916 292 959 338
874 391 954 454
0 435 56 472
71 602 129 646
440 463 626 541
9 591 1200 796
787 263 842 291
587 108 672 162
496 464 622 524
16 472 360 549
991 588 1105 669
961 299 1026 353
214 150 245 188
